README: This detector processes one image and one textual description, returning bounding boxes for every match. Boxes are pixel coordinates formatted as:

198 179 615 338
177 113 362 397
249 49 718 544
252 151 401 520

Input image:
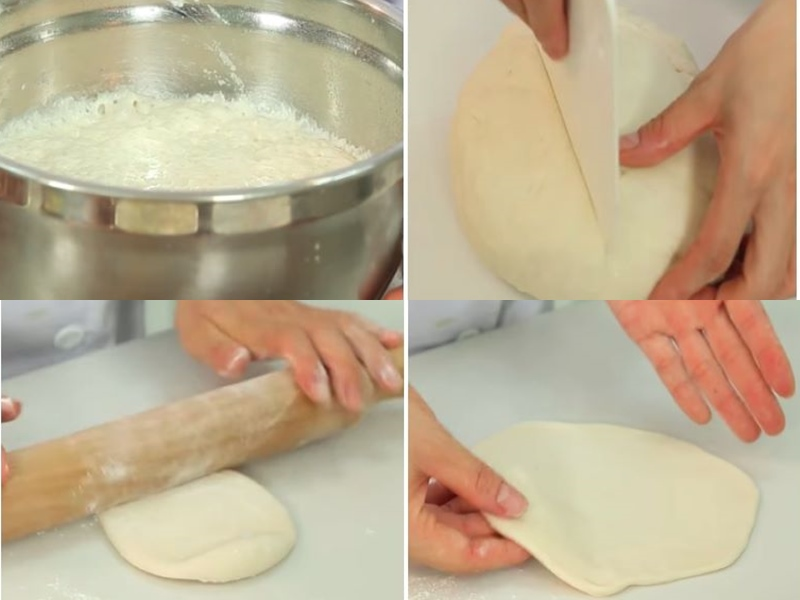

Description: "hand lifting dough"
473 422 758 597
99 470 296 583
450 11 719 299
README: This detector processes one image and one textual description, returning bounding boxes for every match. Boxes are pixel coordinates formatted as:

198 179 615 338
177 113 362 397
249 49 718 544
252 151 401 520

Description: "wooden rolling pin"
2 346 404 542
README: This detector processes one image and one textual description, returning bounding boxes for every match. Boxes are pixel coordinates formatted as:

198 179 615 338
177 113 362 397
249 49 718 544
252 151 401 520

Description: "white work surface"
1 301 404 600
408 300 800 599
408 0 760 299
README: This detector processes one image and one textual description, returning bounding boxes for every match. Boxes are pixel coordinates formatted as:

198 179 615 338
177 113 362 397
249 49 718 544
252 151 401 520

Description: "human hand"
620 0 796 299
500 0 568 59
409 387 530 573
383 286 404 300
609 301 795 442
175 301 404 411
2 395 21 486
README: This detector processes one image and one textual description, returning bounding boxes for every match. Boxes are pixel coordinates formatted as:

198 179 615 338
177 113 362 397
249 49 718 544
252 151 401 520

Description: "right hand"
2 395 21 486
409 387 530 573
500 0 568 59
175 301 404 412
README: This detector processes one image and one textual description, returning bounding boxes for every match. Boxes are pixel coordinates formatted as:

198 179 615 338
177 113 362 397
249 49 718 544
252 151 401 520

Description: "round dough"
99 470 297 583
473 422 759 597
450 13 719 299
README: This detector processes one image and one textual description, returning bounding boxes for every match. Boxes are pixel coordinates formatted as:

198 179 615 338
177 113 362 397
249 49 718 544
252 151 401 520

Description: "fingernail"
311 364 332 405
219 347 250 378
497 483 528 518
380 363 403 390
620 131 640 150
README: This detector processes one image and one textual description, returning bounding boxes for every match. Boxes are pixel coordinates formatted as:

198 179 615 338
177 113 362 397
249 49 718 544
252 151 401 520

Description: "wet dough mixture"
473 422 758 596
99 470 296 583
0 91 368 190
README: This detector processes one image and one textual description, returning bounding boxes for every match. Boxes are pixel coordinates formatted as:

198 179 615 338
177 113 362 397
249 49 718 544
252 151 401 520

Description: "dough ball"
450 13 719 299
99 470 297 583
473 422 759 596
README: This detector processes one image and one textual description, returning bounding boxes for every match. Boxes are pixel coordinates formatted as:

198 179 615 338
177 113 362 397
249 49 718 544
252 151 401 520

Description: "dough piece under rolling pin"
99 470 296 583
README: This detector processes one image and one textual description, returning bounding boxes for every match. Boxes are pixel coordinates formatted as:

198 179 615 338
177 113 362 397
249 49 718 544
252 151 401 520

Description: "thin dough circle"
473 422 759 596
99 470 297 583
450 14 719 299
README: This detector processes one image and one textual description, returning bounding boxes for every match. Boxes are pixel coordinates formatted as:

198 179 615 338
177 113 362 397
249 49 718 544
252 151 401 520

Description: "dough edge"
473 422 759 597
99 469 297 583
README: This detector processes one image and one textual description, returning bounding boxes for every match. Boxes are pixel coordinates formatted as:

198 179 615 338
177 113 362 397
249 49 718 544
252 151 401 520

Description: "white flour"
0 90 369 190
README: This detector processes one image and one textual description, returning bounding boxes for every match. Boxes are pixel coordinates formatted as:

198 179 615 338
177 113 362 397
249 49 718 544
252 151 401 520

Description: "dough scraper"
541 0 619 243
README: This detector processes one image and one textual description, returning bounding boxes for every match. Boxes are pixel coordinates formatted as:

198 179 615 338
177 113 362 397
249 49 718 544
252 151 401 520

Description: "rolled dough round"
450 13 719 299
99 470 297 583
473 422 759 597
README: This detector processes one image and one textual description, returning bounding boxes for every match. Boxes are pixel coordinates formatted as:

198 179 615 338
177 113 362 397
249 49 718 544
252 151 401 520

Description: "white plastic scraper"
542 0 619 243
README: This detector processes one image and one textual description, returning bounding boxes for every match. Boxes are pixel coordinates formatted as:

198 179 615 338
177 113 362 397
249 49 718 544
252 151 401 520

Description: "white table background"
409 300 799 599
407 0 761 299
1 301 404 600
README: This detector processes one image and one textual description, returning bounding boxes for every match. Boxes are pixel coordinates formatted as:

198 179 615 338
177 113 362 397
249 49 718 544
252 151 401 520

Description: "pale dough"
473 422 759 596
450 12 719 299
99 470 297 583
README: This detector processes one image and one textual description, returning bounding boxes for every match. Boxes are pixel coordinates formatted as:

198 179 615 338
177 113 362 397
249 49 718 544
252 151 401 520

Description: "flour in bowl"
0 91 370 190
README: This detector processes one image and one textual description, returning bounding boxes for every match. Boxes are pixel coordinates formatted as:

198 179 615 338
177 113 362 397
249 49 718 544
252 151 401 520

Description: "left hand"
609 301 795 442
175 301 404 411
408 387 530 573
620 0 796 299
2 395 21 486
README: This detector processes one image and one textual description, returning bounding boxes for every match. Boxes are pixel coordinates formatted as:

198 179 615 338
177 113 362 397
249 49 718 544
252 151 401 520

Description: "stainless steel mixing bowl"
0 0 403 299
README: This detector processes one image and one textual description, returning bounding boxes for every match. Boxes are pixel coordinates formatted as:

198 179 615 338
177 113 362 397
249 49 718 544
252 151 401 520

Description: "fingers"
427 440 527 519
620 76 717 168
638 336 712 424
678 330 761 442
383 286 404 300
1 396 20 485
277 330 335 406
435 507 497 538
717 182 795 299
310 328 366 411
1 395 21 422
352 315 405 350
724 301 795 398
411 514 530 574
702 306 785 435
523 0 568 59
341 322 403 395
649 153 753 299
175 308 251 379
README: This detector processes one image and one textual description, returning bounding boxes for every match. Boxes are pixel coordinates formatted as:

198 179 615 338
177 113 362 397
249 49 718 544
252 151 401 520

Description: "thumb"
619 78 716 168
431 434 528 519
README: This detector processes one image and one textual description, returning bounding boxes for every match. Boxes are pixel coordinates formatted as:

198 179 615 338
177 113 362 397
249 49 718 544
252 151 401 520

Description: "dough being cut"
99 470 296 583
450 12 719 299
473 422 758 597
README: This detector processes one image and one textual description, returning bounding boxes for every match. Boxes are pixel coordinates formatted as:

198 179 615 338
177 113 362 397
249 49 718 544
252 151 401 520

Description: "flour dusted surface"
0 91 369 190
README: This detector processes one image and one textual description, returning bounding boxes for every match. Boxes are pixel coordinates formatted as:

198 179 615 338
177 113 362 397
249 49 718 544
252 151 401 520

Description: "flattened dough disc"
99 470 296 583
473 422 758 596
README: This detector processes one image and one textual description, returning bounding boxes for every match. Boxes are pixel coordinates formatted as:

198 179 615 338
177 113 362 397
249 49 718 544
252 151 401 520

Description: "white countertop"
1 301 404 600
408 0 761 299
409 300 799 599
